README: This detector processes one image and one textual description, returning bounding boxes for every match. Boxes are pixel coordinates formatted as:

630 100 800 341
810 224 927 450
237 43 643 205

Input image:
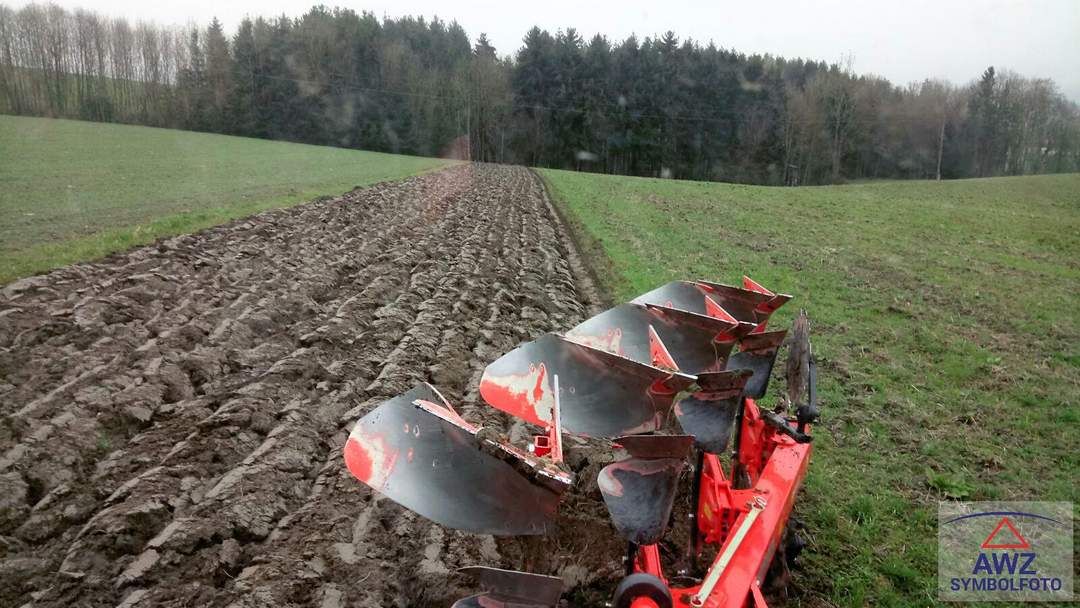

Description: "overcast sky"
14 0 1080 101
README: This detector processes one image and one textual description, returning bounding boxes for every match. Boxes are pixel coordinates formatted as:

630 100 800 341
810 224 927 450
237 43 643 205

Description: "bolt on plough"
345 277 820 608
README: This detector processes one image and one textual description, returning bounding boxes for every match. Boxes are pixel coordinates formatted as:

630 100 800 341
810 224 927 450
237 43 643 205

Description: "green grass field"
3 114 1076 604
541 169 1080 606
0 115 449 283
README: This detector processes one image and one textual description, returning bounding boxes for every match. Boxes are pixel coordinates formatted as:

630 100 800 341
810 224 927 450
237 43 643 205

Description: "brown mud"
0 164 636 607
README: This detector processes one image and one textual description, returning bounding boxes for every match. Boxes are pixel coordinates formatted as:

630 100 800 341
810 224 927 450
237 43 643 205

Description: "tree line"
2 2 1078 184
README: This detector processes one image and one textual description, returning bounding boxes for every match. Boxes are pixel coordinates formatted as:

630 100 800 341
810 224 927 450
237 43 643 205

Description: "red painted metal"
703 295 738 325
740 276 793 318
479 333 695 438
624 396 812 608
741 276 773 296
696 278 791 335
592 282 806 607
347 279 813 608
635 544 666 584
533 434 553 458
648 325 679 369
532 374 565 463
479 360 554 429
344 431 395 490
344 384 571 535
749 581 768 608
534 427 564 463
740 277 792 334
414 398 480 432
700 442 810 607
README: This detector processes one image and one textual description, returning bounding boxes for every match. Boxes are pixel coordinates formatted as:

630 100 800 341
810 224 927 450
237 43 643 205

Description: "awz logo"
971 551 1037 576
938 504 1072 601
956 546 1060 593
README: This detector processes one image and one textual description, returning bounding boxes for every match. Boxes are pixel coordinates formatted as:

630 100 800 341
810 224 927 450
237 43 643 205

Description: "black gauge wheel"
612 572 673 608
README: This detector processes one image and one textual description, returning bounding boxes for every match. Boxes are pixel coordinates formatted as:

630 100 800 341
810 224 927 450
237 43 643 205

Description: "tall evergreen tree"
203 17 231 132
1 3 1077 184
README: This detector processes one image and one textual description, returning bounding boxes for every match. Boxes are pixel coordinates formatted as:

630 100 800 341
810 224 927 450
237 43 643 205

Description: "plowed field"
0 164 626 607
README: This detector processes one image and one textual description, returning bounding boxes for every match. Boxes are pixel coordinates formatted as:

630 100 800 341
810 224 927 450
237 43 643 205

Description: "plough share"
344 277 820 607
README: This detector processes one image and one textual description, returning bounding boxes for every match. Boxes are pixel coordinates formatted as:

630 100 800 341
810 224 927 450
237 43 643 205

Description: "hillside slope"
0 115 450 282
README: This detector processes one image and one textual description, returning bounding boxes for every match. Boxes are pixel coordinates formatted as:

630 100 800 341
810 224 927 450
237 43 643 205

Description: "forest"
2 2 1078 185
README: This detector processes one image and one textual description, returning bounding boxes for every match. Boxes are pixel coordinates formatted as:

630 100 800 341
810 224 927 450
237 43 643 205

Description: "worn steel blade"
564 303 665 365
449 595 490 608
344 383 568 535
643 303 747 371
725 329 788 399
632 280 758 334
566 302 744 373
451 594 547 608
674 370 752 453
741 275 794 318
451 594 555 608
598 435 691 545
480 333 695 437
694 280 778 323
450 595 486 608
452 567 563 608
615 434 695 459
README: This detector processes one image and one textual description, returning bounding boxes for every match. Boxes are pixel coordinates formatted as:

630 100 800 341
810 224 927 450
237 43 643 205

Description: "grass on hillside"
0 115 450 283
541 168 1080 607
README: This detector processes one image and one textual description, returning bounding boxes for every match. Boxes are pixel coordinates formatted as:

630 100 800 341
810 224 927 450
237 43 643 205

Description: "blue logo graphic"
938 502 1072 602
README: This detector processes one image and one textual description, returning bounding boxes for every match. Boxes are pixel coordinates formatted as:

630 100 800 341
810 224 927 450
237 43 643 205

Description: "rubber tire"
612 573 673 608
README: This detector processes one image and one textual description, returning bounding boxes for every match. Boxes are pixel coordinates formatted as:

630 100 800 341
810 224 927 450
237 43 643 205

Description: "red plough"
344 277 820 607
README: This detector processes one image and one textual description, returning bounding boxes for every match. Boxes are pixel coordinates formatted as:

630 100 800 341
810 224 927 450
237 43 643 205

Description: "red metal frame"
532 374 565 463
627 398 812 608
